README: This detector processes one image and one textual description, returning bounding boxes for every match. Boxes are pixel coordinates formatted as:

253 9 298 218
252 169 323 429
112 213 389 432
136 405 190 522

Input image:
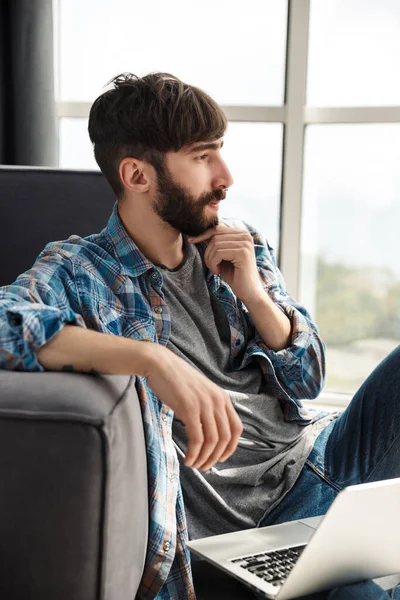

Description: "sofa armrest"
0 371 148 600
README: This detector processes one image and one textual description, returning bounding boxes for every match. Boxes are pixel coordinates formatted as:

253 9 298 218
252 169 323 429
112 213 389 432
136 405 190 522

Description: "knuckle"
235 422 244 437
192 429 205 442
219 432 231 446
216 392 226 407
211 393 224 409
187 426 204 444
234 417 244 434
204 431 219 445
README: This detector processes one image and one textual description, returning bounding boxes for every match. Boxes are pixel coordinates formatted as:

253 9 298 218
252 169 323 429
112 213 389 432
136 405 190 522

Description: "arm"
243 289 292 352
246 225 326 400
188 222 326 400
0 252 86 371
36 324 152 375
0 253 242 470
36 324 243 472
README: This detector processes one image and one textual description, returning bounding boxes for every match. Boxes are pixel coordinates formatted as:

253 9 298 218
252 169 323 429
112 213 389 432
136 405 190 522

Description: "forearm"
244 292 292 352
36 324 155 376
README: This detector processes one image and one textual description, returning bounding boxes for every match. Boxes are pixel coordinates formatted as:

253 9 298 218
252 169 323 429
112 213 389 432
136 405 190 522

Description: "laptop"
187 477 400 599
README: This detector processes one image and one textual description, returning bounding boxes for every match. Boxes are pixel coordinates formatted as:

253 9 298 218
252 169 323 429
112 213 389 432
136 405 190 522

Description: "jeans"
257 345 400 599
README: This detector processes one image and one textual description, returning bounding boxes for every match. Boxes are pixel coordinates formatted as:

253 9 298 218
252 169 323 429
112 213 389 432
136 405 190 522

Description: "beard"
152 164 226 237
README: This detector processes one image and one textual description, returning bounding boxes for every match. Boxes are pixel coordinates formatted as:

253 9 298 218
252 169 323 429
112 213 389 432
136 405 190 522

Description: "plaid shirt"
0 202 326 599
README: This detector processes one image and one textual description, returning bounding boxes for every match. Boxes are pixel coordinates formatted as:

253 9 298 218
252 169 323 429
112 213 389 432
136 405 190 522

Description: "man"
0 73 399 600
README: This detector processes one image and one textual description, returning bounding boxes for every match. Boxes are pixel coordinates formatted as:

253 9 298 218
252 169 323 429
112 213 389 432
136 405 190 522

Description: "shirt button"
8 314 22 327
163 541 171 552
162 415 168 422
151 272 158 279
154 306 163 314
169 474 174 483
235 338 241 346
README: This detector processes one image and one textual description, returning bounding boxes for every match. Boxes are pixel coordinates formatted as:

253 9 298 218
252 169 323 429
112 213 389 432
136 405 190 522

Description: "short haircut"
88 72 227 198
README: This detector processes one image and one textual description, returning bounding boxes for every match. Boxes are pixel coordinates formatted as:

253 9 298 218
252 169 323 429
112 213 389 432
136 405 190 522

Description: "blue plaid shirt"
0 202 326 599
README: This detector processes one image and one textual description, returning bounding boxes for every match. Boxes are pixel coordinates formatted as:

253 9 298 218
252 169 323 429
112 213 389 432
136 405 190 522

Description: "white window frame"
55 0 400 409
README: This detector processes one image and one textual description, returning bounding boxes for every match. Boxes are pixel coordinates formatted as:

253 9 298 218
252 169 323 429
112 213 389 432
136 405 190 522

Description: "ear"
119 158 151 194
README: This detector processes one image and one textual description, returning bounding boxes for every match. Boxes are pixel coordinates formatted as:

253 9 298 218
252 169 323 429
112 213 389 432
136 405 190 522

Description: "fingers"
148 349 243 471
184 418 205 468
190 408 222 470
205 243 244 275
196 405 232 471
204 236 254 275
188 225 253 244
184 393 243 471
219 401 243 463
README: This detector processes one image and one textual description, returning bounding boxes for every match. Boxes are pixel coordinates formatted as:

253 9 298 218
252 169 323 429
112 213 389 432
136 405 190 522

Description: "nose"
213 157 234 190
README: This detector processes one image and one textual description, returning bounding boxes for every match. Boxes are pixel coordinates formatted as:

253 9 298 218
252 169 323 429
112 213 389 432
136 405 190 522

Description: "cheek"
166 156 210 196
183 171 209 198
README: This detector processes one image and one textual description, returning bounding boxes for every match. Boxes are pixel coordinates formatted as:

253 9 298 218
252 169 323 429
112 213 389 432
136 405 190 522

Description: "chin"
193 220 218 237
179 215 218 238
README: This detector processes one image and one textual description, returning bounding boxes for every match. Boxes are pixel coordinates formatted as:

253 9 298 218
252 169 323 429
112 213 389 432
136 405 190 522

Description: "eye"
196 153 209 161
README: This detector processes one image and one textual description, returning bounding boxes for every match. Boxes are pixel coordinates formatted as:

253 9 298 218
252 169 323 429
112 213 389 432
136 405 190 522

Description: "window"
59 118 96 170
58 0 288 105
308 0 400 106
221 123 283 249
301 125 400 393
55 0 400 405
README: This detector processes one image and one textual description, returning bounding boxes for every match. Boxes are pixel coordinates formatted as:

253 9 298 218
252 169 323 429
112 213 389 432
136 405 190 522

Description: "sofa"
0 167 148 599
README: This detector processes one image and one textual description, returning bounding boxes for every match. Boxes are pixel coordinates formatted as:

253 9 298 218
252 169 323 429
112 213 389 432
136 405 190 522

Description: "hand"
142 343 243 471
188 224 264 305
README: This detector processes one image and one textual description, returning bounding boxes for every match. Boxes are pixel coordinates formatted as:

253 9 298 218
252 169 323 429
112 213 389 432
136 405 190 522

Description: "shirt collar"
105 202 154 278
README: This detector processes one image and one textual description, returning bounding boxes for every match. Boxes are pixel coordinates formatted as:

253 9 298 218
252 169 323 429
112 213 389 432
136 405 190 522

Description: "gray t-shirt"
159 238 331 540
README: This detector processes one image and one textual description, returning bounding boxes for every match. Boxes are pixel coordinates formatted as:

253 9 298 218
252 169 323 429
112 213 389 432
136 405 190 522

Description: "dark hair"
88 72 227 199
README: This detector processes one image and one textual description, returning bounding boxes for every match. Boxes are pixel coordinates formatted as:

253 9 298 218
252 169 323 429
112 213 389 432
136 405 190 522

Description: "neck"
118 196 184 269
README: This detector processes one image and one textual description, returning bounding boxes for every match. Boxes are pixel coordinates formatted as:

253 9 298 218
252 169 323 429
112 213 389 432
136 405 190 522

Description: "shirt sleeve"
244 223 326 400
0 252 86 371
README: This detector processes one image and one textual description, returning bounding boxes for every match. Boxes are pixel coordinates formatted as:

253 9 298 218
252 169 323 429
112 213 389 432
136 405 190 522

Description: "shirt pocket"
98 302 154 341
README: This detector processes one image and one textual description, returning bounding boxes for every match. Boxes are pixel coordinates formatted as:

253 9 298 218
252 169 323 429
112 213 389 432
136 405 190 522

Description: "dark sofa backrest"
0 166 115 286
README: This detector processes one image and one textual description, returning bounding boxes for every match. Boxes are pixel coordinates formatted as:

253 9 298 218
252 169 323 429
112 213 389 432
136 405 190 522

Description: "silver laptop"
187 477 400 599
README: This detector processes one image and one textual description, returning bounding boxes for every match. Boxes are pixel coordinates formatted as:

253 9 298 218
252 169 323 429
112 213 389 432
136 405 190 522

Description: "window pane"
59 119 282 250
308 0 400 106
58 0 287 105
59 118 98 170
221 123 282 252
301 125 400 394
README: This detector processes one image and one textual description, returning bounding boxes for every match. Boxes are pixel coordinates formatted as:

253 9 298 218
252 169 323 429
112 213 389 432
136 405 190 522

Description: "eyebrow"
186 140 224 154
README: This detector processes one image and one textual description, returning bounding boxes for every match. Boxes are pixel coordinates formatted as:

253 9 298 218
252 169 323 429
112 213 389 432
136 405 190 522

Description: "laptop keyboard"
230 545 306 587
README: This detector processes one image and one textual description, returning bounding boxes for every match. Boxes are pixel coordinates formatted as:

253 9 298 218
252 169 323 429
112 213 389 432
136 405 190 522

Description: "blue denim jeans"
257 345 400 599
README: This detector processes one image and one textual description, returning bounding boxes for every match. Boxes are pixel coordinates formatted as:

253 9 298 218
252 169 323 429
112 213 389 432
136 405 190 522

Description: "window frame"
55 0 400 408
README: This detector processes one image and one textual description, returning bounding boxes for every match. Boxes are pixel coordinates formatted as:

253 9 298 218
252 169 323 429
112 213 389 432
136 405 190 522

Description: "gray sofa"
0 167 148 599
0 371 148 600
0 166 255 600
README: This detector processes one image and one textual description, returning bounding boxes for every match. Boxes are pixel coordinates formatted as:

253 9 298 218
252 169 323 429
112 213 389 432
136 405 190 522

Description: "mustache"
199 188 227 206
